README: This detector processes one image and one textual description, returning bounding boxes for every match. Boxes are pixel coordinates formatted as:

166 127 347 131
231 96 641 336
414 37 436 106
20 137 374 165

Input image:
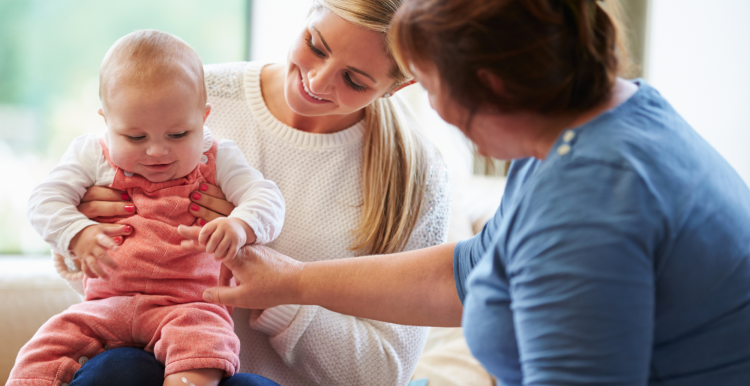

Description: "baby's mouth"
142 162 175 172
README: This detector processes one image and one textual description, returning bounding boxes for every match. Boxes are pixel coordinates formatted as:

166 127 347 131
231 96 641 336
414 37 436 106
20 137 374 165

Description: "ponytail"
352 96 428 255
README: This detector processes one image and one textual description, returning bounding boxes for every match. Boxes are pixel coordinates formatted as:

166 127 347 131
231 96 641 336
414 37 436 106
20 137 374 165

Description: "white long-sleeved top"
29 127 285 266
56 61 451 386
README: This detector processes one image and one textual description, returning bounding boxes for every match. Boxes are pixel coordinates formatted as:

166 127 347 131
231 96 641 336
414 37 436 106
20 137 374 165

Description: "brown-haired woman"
203 0 750 384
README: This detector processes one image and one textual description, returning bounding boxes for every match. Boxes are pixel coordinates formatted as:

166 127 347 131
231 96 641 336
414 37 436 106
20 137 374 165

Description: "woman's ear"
477 69 505 96
385 79 417 97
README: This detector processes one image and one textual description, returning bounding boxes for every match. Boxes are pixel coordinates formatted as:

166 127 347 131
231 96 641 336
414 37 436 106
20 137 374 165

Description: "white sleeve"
27 134 107 260
215 139 285 244
250 158 452 386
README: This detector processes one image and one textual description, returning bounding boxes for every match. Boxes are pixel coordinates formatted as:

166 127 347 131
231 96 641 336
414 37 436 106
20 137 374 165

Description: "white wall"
249 0 310 63
647 0 750 185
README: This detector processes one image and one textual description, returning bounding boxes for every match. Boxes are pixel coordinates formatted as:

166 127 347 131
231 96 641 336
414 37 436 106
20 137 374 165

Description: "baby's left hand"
191 217 256 261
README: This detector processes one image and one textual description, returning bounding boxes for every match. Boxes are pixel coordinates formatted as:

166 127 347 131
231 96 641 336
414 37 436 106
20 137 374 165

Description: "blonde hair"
99 29 206 105
315 0 430 255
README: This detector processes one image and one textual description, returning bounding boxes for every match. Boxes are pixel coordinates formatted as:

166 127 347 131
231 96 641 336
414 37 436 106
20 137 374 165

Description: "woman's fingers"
191 184 233 217
189 203 224 223
196 183 226 200
203 245 305 309
218 262 234 287
99 224 132 245
178 225 206 252
78 200 136 218
203 285 245 308
81 186 129 203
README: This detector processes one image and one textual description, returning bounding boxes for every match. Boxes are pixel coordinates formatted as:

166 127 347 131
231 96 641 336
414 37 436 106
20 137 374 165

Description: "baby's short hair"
99 30 206 105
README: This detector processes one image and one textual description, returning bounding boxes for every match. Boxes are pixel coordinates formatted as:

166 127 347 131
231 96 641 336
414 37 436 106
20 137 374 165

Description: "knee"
70 347 164 386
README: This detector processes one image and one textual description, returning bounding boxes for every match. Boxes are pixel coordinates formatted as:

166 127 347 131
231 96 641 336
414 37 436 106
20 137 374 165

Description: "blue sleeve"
470 161 662 384
453 158 539 304
453 204 502 304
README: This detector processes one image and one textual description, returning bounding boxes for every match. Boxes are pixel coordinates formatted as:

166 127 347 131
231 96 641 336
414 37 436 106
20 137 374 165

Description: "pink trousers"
8 294 239 386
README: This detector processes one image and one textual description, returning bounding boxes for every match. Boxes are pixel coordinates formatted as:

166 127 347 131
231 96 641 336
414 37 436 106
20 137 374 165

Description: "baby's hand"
68 224 122 279
197 217 257 261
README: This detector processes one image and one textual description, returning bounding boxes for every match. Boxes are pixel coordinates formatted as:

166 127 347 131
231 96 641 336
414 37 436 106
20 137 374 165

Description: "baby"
9 30 285 386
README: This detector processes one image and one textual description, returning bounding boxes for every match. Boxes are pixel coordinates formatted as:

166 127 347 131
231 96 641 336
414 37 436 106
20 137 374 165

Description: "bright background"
1 0 749 255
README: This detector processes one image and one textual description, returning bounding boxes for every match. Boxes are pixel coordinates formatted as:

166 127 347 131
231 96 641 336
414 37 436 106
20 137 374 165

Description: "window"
0 0 249 254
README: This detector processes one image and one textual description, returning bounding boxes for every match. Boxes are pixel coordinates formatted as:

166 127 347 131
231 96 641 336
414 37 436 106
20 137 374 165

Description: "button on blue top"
454 80 750 385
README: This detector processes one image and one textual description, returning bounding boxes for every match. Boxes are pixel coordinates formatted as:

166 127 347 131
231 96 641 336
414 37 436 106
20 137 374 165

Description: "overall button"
78 356 89 365
557 144 571 156
563 130 575 142
124 171 134 177
200 154 208 164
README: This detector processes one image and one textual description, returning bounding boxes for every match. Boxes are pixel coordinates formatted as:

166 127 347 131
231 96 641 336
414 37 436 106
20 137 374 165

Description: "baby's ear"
97 108 107 124
203 103 212 123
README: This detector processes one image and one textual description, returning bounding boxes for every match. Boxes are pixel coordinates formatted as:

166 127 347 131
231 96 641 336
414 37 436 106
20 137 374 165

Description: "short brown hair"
391 0 627 117
99 30 206 105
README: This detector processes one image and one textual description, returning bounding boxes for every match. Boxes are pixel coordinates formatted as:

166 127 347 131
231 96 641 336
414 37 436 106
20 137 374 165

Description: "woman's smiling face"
284 6 396 117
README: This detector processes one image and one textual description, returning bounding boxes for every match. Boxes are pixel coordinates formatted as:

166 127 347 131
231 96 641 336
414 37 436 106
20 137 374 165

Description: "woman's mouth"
298 70 331 104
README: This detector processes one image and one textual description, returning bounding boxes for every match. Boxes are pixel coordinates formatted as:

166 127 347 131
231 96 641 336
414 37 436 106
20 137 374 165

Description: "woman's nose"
308 65 334 94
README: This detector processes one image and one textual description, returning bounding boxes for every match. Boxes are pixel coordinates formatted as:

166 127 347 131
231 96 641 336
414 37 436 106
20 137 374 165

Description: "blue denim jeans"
69 348 279 386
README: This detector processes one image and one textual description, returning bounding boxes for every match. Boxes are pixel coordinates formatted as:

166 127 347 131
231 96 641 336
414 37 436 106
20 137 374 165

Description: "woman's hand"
183 230 304 310
189 183 235 223
78 186 136 219
55 186 136 273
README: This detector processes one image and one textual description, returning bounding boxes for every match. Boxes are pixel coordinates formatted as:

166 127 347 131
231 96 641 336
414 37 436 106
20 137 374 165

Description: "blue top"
455 81 750 385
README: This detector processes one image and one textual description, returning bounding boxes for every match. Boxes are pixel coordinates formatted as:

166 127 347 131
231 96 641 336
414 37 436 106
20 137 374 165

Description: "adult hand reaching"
192 232 463 327
179 223 304 310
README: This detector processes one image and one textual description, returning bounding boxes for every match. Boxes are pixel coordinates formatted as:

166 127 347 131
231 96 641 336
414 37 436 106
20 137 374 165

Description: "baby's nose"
146 143 169 157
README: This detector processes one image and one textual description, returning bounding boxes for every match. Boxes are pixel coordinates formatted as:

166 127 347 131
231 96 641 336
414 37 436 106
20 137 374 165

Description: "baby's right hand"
68 224 122 279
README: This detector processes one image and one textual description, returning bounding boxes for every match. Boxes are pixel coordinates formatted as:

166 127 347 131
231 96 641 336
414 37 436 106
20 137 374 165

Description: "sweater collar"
244 62 366 149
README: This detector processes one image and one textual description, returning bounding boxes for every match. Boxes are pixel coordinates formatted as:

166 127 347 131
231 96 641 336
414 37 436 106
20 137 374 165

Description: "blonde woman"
59 1 450 385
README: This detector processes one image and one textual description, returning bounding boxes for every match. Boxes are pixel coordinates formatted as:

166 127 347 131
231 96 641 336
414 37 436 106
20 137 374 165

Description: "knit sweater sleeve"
250 155 452 386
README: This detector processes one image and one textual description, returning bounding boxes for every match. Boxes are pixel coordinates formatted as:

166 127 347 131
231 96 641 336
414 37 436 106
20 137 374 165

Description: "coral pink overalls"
9 140 240 386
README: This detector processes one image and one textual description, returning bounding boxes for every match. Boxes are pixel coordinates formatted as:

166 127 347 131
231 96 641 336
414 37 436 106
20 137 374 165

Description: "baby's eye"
126 135 146 142
169 132 188 139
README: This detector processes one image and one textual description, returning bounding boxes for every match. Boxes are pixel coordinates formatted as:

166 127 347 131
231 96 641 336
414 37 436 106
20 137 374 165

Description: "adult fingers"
95 233 118 251
78 201 136 219
177 224 201 241
81 186 130 203
218 263 234 287
191 185 233 217
189 203 225 223
100 224 133 237
203 285 246 308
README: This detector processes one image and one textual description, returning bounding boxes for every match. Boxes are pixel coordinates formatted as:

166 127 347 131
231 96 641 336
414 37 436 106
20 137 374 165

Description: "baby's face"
99 80 210 183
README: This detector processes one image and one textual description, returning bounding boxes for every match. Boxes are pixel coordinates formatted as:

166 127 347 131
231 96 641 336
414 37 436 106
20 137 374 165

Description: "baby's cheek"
108 145 138 172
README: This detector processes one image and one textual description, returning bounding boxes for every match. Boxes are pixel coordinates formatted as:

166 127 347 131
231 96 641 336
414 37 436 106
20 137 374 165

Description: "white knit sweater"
203 62 451 386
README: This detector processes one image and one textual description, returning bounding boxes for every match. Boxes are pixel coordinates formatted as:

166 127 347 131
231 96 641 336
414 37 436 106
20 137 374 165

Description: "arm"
201 161 462 386
214 139 285 244
28 135 128 280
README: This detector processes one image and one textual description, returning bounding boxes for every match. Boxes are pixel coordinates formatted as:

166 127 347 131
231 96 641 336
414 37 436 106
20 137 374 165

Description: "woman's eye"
169 132 187 139
344 72 367 93
306 38 326 58
126 135 146 142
